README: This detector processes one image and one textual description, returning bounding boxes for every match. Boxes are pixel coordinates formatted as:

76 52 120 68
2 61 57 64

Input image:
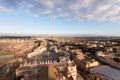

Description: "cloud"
0 0 23 8
0 6 11 13
0 0 120 22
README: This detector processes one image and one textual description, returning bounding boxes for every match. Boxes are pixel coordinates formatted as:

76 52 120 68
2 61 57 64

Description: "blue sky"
0 0 120 36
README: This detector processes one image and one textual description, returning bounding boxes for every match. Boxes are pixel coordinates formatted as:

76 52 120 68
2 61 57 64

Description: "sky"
0 0 120 36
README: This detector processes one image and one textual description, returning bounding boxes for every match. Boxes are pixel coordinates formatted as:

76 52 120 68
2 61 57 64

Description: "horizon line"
0 33 120 37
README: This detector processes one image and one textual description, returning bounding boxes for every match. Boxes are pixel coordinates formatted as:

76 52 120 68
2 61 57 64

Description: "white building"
67 60 77 80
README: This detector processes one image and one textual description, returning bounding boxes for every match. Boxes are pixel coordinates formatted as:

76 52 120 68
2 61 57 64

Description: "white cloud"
0 6 11 13
0 0 120 22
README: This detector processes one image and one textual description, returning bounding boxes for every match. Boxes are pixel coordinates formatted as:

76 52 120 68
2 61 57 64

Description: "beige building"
75 56 99 70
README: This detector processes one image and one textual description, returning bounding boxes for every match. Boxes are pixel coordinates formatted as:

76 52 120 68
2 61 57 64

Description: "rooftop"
91 66 120 80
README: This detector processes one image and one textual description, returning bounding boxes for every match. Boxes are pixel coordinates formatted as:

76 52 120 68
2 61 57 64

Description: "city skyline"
0 0 120 36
